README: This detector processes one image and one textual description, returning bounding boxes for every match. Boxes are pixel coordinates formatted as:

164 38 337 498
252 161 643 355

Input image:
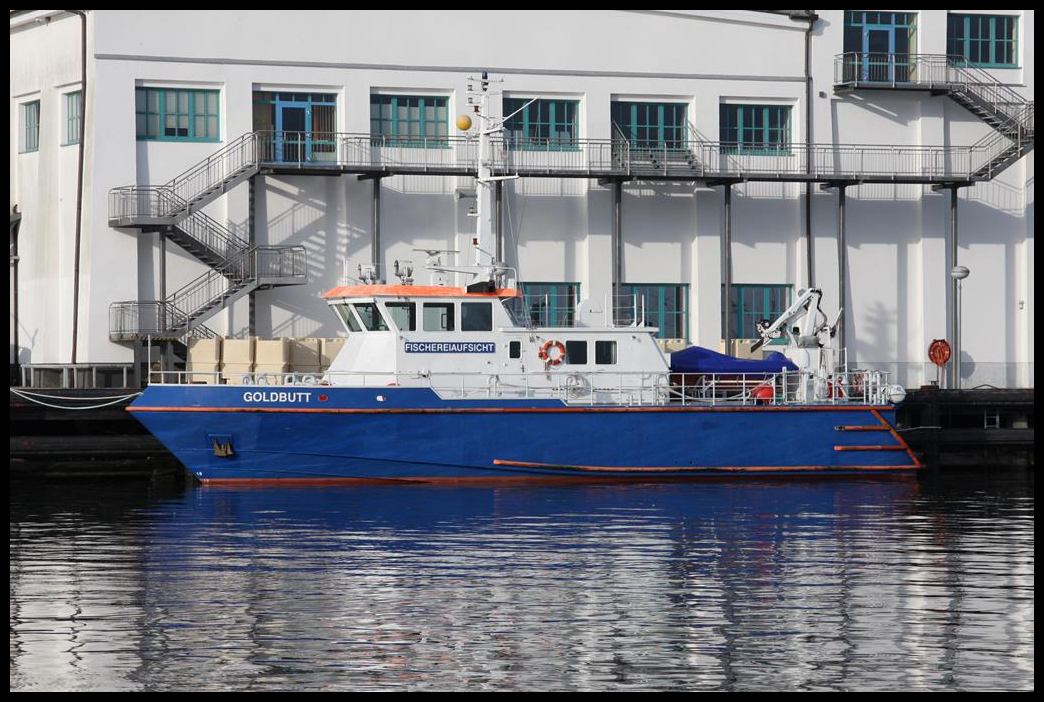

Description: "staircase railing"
109 244 306 340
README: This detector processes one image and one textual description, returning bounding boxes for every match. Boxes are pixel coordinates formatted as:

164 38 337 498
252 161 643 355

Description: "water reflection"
10 472 1034 691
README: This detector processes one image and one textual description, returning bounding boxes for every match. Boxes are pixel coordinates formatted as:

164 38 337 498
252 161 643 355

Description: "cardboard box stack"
288 337 323 379
320 337 346 372
186 337 223 384
221 337 256 384
254 337 290 383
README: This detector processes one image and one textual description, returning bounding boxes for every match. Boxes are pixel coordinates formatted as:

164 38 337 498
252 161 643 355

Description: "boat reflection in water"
9 473 1035 691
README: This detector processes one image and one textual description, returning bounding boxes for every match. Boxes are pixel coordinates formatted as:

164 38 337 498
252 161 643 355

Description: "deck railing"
144 368 895 407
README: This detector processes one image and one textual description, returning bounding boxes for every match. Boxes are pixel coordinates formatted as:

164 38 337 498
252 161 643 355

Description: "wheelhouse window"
136 88 220 141
595 340 617 365
620 284 689 341
333 303 361 332
370 94 449 147
461 302 493 331
353 302 389 332
724 284 791 340
423 303 455 332
719 105 792 156
611 101 687 153
948 14 1018 67
20 100 40 153
565 340 588 365
520 282 579 327
504 98 579 151
385 302 416 331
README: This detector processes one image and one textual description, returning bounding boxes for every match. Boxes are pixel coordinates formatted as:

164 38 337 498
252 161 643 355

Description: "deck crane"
750 288 844 400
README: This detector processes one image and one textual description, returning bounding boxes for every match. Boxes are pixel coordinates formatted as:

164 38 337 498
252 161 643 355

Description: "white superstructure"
9 10 1034 388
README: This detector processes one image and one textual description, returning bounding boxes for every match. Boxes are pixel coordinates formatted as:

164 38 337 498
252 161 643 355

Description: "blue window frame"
370 94 449 147
723 284 791 340
521 282 580 327
843 12 918 82
20 100 40 153
948 14 1018 68
720 105 792 156
136 88 220 141
504 98 579 151
253 91 336 162
621 284 689 340
63 91 82 146
610 101 687 152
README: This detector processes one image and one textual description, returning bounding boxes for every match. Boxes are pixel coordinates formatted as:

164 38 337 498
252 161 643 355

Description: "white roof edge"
10 10 74 31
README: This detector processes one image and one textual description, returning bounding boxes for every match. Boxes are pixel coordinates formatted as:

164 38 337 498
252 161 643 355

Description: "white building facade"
10 10 1034 387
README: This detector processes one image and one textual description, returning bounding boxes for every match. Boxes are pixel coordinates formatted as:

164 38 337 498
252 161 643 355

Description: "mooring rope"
10 388 142 411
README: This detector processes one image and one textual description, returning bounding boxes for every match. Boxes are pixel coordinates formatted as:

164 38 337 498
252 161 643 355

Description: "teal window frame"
723 284 791 340
504 98 579 151
947 14 1018 68
21 100 40 153
370 94 449 148
621 284 689 341
62 91 82 146
520 282 580 327
136 88 220 142
720 104 792 156
610 101 688 152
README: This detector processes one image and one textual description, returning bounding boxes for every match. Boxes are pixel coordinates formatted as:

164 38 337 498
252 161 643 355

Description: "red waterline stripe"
129 405 897 415
201 471 921 487
833 445 907 451
493 459 921 473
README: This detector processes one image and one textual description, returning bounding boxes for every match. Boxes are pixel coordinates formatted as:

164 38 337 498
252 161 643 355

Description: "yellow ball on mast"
456 114 473 131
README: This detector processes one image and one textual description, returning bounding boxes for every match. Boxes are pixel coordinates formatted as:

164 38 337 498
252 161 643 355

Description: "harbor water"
9 469 1034 691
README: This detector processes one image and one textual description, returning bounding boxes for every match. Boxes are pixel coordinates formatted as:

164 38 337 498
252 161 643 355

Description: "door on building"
253 92 337 164
845 12 916 84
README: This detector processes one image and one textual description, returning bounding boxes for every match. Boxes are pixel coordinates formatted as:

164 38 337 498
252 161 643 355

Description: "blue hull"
129 385 921 483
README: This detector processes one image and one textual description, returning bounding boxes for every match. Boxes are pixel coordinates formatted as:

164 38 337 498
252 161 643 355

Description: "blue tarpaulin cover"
669 345 799 374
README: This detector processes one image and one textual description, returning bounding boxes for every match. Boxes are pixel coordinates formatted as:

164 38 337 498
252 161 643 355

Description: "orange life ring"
538 339 567 366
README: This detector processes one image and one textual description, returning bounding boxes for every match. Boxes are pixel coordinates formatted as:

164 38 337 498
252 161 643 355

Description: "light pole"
950 265 970 389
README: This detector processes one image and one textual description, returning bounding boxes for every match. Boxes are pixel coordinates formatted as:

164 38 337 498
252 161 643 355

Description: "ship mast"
422 72 520 290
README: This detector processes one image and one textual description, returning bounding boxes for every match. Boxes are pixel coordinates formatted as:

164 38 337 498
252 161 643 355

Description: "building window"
948 14 1018 67
63 91 82 146
621 284 689 340
611 102 687 152
136 88 220 141
370 94 449 147
20 100 40 153
504 98 579 151
723 284 791 340
720 105 792 156
520 282 580 327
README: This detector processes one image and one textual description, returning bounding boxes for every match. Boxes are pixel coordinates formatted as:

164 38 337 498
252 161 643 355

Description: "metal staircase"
834 53 1034 180
110 244 305 342
109 132 306 341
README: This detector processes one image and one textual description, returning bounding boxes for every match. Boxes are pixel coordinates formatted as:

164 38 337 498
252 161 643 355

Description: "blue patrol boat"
128 73 919 485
